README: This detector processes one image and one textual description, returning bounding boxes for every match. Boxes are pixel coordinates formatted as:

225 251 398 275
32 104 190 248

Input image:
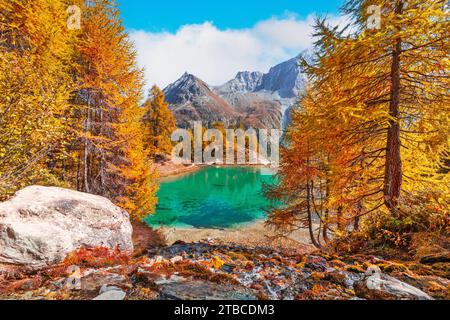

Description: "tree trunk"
322 178 330 243
84 95 91 193
306 181 321 249
337 206 344 232
61 157 65 181
383 1 403 214
99 107 105 194
77 152 82 191
353 201 362 231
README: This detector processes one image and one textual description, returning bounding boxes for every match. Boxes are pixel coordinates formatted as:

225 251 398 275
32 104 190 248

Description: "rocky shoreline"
155 162 275 180
1 185 448 301
154 161 200 179
1 240 448 300
160 220 315 251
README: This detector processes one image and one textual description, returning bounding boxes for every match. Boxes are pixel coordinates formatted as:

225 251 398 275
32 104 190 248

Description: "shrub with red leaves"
63 246 130 268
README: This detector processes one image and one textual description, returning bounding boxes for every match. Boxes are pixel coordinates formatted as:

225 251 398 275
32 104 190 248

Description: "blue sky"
119 0 344 32
120 0 346 89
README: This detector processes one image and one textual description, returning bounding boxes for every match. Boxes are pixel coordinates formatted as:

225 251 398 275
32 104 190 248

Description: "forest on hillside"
0 0 176 221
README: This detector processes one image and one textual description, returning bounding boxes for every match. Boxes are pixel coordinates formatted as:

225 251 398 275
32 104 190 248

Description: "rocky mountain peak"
215 71 264 94
234 71 264 91
164 72 212 105
258 55 306 99
162 55 306 129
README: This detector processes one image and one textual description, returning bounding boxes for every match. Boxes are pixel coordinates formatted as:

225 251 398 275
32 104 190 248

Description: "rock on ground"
354 266 433 300
0 186 133 268
93 288 126 300
1 241 448 300
157 277 258 300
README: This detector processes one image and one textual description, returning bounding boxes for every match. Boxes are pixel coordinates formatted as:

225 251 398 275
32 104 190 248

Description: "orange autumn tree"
265 99 328 248
267 0 449 248
70 0 158 220
142 86 177 158
265 67 379 247
0 0 75 198
0 0 159 220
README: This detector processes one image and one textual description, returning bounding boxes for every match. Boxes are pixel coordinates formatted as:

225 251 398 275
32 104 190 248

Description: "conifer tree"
142 86 177 158
71 0 158 220
267 0 449 245
0 0 159 220
338 0 450 213
0 0 75 198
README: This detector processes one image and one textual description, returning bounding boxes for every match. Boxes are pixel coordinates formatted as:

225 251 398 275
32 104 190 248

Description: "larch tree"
267 0 449 247
71 0 158 220
338 0 450 214
0 0 75 198
142 86 177 158
0 0 159 221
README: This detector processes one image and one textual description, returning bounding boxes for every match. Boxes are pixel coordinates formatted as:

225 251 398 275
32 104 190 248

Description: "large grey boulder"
0 186 133 268
354 266 433 300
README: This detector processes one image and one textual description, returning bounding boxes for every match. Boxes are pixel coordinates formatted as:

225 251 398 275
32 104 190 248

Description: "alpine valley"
162 55 306 130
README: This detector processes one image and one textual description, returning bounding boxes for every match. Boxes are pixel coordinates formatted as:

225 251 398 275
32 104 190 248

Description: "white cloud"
130 14 347 90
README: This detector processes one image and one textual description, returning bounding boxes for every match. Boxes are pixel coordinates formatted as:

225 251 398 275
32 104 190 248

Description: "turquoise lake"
145 166 277 229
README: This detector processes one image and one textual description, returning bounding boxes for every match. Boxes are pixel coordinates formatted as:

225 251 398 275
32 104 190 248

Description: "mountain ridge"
163 72 238 128
163 56 306 129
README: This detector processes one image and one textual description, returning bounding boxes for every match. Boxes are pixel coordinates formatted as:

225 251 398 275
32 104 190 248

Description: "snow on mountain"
215 71 264 94
163 56 306 130
257 55 306 99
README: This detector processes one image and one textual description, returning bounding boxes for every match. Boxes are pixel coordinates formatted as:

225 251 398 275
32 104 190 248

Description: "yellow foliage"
0 0 161 221
142 86 177 157
267 0 449 248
